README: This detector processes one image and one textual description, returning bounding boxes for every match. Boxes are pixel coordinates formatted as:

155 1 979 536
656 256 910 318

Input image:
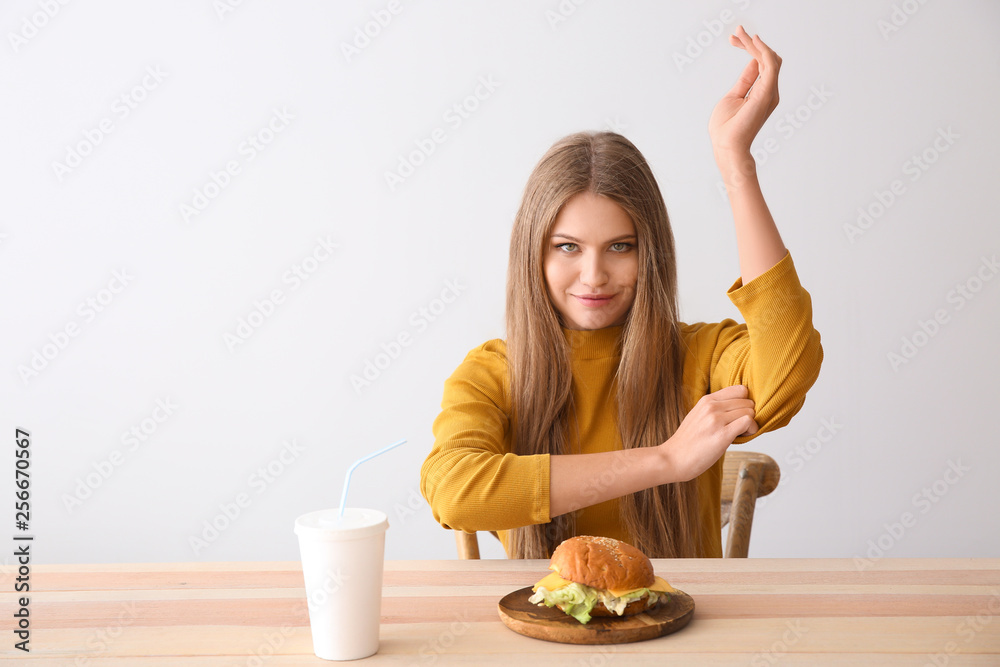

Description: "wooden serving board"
497 586 695 645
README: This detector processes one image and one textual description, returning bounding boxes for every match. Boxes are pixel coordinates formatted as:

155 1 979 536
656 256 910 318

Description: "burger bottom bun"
558 593 658 619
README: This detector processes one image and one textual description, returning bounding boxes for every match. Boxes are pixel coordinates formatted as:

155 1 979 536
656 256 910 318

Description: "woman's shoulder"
679 318 745 354
461 337 508 366
448 337 509 382
443 337 510 406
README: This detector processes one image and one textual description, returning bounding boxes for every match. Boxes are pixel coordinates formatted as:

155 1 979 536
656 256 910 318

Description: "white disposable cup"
294 508 389 661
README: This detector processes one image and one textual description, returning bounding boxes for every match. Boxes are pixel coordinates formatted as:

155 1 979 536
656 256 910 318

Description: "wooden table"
3 558 999 665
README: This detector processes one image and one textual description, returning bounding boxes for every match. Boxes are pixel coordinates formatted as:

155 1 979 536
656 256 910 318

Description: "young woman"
420 27 823 559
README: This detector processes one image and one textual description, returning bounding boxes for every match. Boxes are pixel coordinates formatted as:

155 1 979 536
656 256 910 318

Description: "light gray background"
2 0 998 565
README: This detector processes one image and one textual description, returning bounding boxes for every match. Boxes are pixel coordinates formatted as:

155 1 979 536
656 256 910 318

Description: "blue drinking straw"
338 438 407 518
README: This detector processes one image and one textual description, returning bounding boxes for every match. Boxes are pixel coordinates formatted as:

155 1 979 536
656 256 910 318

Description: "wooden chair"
454 450 780 559
719 451 780 558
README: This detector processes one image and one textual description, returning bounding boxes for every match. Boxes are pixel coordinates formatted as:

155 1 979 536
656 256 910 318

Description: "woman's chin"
566 312 622 331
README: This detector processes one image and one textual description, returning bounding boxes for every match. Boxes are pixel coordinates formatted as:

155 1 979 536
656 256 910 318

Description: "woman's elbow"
803 331 824 390
783 334 823 406
422 479 482 533
428 500 483 534
420 460 479 533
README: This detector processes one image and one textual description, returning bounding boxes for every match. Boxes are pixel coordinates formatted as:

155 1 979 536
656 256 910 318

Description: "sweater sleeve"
704 251 823 444
419 342 551 533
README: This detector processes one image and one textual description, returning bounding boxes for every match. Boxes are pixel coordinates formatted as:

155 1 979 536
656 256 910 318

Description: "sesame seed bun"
549 535 655 592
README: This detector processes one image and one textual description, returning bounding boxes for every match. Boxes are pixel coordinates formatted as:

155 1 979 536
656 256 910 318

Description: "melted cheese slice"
532 570 678 597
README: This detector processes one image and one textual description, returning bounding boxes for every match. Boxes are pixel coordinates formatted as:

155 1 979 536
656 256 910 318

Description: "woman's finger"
732 25 761 59
723 57 759 100
724 27 781 110
719 399 755 414
732 27 780 82
725 414 757 440
751 33 782 68
709 385 749 400
719 401 755 421
748 34 782 91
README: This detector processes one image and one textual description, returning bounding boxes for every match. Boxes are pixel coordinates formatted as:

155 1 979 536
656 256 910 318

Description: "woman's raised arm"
708 25 787 284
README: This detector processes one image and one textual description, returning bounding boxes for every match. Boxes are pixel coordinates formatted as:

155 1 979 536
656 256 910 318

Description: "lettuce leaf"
528 583 597 623
528 582 666 624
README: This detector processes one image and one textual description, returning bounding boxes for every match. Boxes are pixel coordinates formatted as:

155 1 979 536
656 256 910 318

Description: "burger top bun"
549 535 654 592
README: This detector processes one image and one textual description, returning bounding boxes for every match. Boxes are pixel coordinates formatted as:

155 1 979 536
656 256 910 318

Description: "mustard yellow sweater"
420 251 822 558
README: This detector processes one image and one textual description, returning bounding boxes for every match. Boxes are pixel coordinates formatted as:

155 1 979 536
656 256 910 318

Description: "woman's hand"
658 385 758 483
708 25 782 160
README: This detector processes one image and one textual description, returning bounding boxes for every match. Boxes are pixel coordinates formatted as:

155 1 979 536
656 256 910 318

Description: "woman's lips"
573 294 615 308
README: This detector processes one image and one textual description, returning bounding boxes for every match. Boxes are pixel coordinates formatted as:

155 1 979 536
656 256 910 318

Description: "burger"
528 535 678 624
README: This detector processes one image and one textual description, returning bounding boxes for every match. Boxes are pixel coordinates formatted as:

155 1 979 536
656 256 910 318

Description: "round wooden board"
497 586 695 645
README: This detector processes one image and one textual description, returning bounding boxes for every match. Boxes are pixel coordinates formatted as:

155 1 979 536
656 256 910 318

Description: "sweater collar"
561 324 624 360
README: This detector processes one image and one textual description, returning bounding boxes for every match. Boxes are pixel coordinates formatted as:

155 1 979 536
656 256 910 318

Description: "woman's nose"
579 252 608 287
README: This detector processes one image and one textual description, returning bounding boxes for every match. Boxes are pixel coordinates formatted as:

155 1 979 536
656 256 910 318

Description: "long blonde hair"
505 131 702 559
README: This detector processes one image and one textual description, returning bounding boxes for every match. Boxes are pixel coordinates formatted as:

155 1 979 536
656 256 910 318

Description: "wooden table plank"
12 589 1000 629
3 582 991 604
7 617 999 660
5 656 1000 666
9 559 1000 591
7 557 997 577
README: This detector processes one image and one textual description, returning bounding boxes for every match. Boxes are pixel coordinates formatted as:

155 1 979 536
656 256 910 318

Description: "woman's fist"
659 385 758 482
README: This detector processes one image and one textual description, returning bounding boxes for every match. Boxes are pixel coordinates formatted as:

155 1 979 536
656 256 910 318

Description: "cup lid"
294 507 388 540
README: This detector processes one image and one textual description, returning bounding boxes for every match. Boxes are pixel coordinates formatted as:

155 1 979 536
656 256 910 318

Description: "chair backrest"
454 449 780 559
720 450 780 558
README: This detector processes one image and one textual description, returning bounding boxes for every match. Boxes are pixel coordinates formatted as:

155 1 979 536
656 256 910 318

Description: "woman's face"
543 191 638 331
